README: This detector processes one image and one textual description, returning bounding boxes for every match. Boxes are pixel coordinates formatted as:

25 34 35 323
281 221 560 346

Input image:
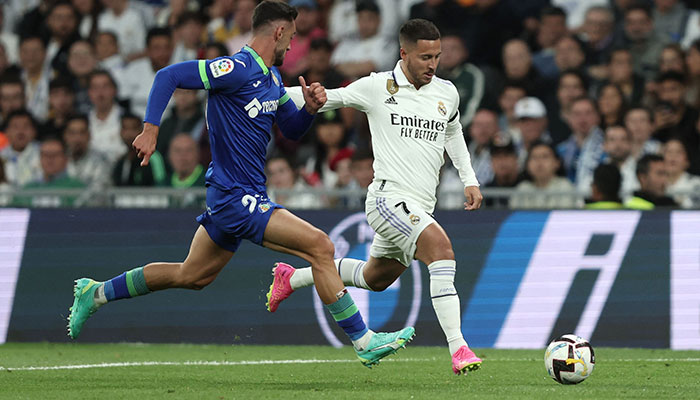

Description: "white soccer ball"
544 334 595 384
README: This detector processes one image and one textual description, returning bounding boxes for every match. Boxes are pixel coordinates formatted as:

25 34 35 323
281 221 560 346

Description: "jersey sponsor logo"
244 97 279 118
386 79 399 95
313 213 422 347
384 96 397 105
437 101 447 116
390 113 445 142
210 59 234 78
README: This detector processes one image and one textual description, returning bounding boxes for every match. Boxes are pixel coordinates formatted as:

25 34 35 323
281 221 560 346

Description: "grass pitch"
1 343 699 399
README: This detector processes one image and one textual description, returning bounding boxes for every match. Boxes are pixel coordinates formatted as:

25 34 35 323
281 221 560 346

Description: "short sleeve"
199 56 248 92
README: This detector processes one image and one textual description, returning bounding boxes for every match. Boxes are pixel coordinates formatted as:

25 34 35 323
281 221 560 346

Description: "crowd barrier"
1 208 698 349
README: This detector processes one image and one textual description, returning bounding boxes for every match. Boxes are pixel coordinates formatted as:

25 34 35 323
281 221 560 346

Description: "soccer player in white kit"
267 19 483 375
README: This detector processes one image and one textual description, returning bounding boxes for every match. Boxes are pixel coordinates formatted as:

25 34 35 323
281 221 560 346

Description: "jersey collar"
392 61 411 87
243 45 269 75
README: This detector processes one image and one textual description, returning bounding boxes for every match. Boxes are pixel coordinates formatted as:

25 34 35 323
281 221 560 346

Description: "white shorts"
365 192 435 267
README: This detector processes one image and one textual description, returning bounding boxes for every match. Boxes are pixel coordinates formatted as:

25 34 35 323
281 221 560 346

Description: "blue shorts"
196 185 284 252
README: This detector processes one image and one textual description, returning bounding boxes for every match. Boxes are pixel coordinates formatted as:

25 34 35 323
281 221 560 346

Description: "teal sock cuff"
127 266 151 296
325 291 354 315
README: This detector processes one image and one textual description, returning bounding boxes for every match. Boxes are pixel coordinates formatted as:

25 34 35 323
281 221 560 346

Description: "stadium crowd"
0 0 699 210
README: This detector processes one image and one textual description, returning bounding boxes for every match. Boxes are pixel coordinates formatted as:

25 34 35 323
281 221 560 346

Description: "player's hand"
132 122 159 166
464 186 483 211
299 76 326 115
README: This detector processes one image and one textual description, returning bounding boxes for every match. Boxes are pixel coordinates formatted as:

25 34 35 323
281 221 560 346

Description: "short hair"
593 164 621 201
19 34 46 48
558 68 589 91
121 112 143 126
206 42 230 58
175 11 206 28
40 135 67 154
252 1 298 31
48 0 78 19
88 69 117 89
636 154 664 177
0 73 23 88
399 19 440 48
309 37 333 52
490 142 517 157
356 0 380 14
604 124 631 141
96 31 118 44
626 106 654 123
656 70 686 85
146 27 172 47
49 76 75 92
5 109 37 131
625 1 653 19
571 96 598 113
64 113 89 129
540 6 566 20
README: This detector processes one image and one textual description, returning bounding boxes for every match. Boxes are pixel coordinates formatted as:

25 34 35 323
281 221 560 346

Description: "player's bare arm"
464 185 483 210
132 122 159 166
298 76 327 114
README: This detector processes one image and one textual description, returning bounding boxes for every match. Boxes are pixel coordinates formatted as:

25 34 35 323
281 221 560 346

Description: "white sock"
428 260 468 355
352 329 374 351
93 283 107 306
288 258 372 290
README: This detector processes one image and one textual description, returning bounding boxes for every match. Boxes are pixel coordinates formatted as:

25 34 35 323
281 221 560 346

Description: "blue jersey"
198 46 291 193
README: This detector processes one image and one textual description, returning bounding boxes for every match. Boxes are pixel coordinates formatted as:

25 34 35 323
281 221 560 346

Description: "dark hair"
571 96 599 114
501 80 528 95
356 0 380 14
88 69 117 89
96 31 118 44
64 113 89 129
598 83 627 126
604 124 631 141
5 109 37 131
636 154 664 177
664 136 691 158
399 19 440 47
524 140 565 179
625 1 652 19
592 163 621 202
49 76 75 92
40 135 67 154
0 157 6 184
206 42 230 57
121 112 142 126
351 146 373 162
176 11 206 28
625 106 654 123
48 0 78 20
19 34 46 48
558 69 589 91
146 27 172 47
0 73 24 88
310 37 333 52
656 70 686 85
490 141 517 157
540 6 566 20
252 1 298 31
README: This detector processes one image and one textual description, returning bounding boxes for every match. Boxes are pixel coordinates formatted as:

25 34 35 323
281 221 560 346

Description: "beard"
273 47 286 67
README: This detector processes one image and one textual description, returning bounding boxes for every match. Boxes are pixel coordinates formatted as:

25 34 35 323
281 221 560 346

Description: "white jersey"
288 61 479 212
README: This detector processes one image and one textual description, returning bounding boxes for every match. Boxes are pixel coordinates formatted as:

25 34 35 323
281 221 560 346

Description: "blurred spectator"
663 137 700 208
94 31 125 80
156 89 205 165
206 0 237 44
303 110 352 188
73 0 103 39
487 142 521 188
26 136 85 187
604 48 645 107
510 141 576 209
685 39 700 108
552 36 587 79
155 0 189 28
597 83 627 129
603 125 639 194
616 3 669 80
300 38 345 89
659 44 686 75
580 6 615 73
501 39 548 99
225 0 256 54
279 0 325 81
331 0 397 80
43 76 77 139
585 163 624 209
551 0 608 30
87 70 126 163
16 0 52 40
167 133 205 188
653 71 698 143
438 34 484 126
0 158 10 205
63 114 110 188
624 107 662 158
171 12 205 64
548 69 587 144
45 1 81 75
0 77 26 126
205 41 230 60
0 43 14 80
652 0 689 43
513 96 551 168
266 154 318 209
112 113 167 186
19 35 51 122
0 109 42 186
467 108 500 184
333 0 401 44
97 0 147 60
497 82 526 137
533 6 570 79
119 27 174 117
557 96 604 193
625 153 678 208
67 40 98 114
0 8 19 64
349 146 374 189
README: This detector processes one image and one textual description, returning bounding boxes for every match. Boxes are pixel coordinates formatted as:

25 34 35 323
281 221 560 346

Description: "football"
544 334 595 384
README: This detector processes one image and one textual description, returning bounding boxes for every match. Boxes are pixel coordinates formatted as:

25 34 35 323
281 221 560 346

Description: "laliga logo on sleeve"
313 213 422 348
210 59 234 78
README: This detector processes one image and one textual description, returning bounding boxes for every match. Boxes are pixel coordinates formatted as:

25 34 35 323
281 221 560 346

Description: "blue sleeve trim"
276 100 314 141
143 60 204 126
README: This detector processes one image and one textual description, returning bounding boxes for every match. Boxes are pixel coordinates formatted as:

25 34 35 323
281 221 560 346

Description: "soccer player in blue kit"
67 0 414 367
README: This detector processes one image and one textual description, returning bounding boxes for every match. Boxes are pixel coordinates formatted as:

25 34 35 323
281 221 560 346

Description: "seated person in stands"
510 141 576 209
585 164 623 209
168 133 205 188
485 142 522 207
112 113 166 187
625 154 678 209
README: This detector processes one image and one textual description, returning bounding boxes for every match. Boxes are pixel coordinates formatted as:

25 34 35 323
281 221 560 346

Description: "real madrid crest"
409 214 421 225
437 101 447 116
386 79 399 95
271 73 280 87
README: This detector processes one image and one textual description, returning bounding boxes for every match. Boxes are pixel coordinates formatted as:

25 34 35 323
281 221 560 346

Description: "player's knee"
423 239 454 264
368 279 392 292
309 230 335 262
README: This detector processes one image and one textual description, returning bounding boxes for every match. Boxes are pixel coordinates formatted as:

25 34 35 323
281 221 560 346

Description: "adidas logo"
384 96 397 105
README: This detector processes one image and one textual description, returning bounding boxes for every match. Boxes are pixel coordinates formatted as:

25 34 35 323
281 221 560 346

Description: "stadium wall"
1 208 699 350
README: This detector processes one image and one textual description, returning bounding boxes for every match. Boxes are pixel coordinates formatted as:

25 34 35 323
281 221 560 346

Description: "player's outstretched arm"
275 77 328 141
132 123 159 166
298 76 327 114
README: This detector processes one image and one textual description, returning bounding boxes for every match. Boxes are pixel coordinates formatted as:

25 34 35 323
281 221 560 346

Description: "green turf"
0 343 698 399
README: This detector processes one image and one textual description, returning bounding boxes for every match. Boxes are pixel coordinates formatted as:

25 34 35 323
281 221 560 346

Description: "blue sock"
325 291 369 341
103 267 151 302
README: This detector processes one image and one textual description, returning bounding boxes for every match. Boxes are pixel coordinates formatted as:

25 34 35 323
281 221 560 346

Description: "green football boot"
356 327 415 368
67 278 102 339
